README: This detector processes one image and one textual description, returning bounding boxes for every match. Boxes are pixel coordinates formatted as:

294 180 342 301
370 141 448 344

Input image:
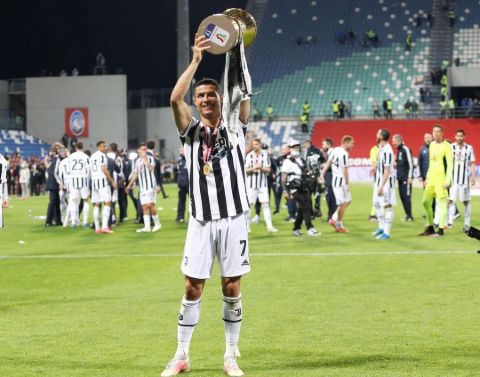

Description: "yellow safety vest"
332 103 339 112
386 100 393 110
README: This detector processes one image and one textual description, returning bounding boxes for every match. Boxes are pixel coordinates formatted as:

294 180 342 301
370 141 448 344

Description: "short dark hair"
76 142 83 150
146 140 155 149
455 129 465 135
323 138 333 147
96 140 106 147
253 138 261 144
194 78 221 93
379 128 390 141
342 135 354 144
139 143 146 148
110 143 118 152
433 124 443 132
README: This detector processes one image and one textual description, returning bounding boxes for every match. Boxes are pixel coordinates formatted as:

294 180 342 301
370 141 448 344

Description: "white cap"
289 139 300 147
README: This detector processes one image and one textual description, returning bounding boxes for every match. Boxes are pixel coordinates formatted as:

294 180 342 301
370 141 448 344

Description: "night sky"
0 0 247 89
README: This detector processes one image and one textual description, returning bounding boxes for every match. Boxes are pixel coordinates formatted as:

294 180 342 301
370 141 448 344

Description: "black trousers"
274 186 283 212
118 188 128 222
46 189 61 225
293 189 313 231
398 180 413 218
177 185 188 220
325 184 338 220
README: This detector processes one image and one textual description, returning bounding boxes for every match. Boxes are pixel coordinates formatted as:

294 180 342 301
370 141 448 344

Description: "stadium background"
1 1 480 376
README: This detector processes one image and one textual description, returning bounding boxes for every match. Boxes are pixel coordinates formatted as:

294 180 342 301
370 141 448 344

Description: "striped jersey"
89 151 109 190
135 155 157 192
66 151 90 189
451 142 476 185
376 143 395 188
0 154 7 198
181 117 249 221
245 150 270 189
329 146 349 187
56 157 71 189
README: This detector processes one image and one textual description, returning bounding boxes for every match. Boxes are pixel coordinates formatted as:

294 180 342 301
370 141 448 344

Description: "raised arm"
170 34 211 134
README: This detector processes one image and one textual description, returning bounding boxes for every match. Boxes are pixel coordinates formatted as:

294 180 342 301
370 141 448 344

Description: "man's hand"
156 185 161 194
378 186 384 197
443 182 451 189
407 178 413 185
192 34 211 64
2 199 8 208
283 192 290 200
369 167 375 177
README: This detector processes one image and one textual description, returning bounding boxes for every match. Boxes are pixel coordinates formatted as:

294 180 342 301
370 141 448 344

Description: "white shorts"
91 186 112 204
449 184 471 202
182 212 251 279
248 186 269 204
333 185 352 205
69 186 90 200
139 190 156 205
373 185 397 207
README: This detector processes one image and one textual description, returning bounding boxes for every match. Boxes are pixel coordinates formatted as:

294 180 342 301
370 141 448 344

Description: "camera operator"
304 140 325 218
281 140 320 237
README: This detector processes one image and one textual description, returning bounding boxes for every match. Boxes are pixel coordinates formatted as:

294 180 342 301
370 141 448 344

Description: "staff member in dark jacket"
418 133 435 217
393 134 414 221
322 138 337 220
146 140 168 199
44 147 64 226
273 144 290 214
176 147 189 222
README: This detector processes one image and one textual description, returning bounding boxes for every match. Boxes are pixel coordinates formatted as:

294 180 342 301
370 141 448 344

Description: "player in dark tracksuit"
393 135 414 221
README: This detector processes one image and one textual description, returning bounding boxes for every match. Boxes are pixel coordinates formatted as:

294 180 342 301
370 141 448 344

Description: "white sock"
448 202 456 225
176 297 201 359
434 200 440 225
223 295 242 359
102 205 111 229
383 207 394 235
332 210 338 222
464 202 471 227
143 215 151 230
152 214 160 226
83 202 90 225
93 206 100 230
262 203 273 229
375 204 385 230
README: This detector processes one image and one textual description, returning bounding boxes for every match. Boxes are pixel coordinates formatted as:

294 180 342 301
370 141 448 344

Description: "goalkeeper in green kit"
419 124 453 237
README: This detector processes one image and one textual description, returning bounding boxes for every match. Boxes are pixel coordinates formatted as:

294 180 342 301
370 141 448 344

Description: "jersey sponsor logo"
65 108 89 137
204 23 230 47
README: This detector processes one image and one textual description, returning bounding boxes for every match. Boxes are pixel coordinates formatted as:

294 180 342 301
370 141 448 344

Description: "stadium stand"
0 130 50 158
248 120 299 149
248 0 434 116
453 0 480 67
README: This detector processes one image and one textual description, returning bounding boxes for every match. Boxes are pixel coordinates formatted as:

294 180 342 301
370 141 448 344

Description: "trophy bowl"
197 8 257 55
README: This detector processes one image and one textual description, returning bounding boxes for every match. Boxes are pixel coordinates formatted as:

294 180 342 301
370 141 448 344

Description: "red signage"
65 108 89 137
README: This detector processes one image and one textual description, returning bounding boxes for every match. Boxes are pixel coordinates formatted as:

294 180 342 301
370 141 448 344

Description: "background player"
321 135 354 233
0 153 8 229
125 143 161 233
90 141 116 234
245 138 277 233
66 142 91 227
447 129 476 229
161 34 251 377
419 125 453 237
371 129 396 240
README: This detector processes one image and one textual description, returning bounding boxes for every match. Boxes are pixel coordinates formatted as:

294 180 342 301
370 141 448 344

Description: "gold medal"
203 163 211 176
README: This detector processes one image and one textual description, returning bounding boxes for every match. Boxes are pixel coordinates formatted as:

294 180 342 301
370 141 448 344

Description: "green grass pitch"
1 184 479 376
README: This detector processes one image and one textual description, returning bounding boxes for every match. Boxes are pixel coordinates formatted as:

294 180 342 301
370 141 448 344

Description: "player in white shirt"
125 143 161 232
245 139 277 233
89 141 117 234
0 153 9 229
321 135 354 232
448 129 476 228
55 148 71 226
65 142 91 227
371 129 396 240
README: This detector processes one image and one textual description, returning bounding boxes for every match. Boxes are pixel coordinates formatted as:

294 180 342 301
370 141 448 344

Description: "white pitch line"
0 250 474 260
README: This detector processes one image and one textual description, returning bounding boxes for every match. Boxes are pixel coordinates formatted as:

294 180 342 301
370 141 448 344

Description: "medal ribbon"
202 125 220 164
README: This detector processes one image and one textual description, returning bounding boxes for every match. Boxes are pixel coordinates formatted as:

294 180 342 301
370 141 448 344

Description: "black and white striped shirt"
245 150 270 189
329 146 349 188
135 155 157 192
66 151 90 189
56 157 70 189
89 151 109 190
0 154 7 199
452 142 475 185
181 117 249 221
376 143 395 188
